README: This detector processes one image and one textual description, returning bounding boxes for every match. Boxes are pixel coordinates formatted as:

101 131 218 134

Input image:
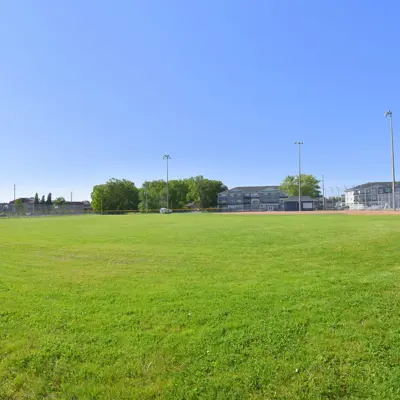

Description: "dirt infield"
221 210 400 215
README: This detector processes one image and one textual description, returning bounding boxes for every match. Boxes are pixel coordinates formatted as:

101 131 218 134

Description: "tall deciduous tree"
138 177 227 210
168 179 190 209
280 174 321 198
186 176 227 208
54 197 66 205
91 178 139 212
138 180 166 211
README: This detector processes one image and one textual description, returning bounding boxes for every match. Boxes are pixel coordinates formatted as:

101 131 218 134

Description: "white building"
345 182 400 210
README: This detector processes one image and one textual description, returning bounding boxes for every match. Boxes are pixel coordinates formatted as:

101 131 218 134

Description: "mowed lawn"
1 215 400 399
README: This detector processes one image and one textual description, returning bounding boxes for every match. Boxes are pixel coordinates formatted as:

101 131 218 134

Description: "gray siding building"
217 186 287 211
345 182 400 209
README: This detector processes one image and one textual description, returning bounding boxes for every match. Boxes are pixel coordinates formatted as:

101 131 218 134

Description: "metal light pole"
294 142 303 211
328 187 334 209
144 190 148 213
322 175 325 210
163 155 171 211
336 187 341 206
385 110 396 210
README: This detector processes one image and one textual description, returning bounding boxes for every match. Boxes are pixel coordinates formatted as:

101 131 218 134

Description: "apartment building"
217 186 287 211
345 182 400 209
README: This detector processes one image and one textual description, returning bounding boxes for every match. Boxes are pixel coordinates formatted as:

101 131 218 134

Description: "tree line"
31 193 70 206
90 173 328 212
91 177 227 212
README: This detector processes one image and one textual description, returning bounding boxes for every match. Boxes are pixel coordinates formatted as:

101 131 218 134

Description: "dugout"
283 196 317 211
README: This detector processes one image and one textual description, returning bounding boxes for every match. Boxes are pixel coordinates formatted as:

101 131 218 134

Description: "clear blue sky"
1 0 399 202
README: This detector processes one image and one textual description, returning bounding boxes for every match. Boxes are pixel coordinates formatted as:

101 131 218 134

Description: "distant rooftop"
346 182 400 191
221 186 280 193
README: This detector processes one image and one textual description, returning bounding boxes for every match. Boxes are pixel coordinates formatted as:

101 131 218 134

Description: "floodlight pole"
329 187 334 209
163 155 171 211
385 111 396 210
295 142 303 211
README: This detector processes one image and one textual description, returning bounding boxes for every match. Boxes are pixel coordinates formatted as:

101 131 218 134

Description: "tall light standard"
385 110 396 210
336 186 341 205
328 187 334 209
163 154 171 210
294 142 303 211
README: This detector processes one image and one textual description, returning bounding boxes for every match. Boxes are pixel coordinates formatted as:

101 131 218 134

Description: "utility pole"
294 142 303 211
71 192 73 214
322 175 325 210
329 187 334 209
13 184 16 213
385 110 396 210
163 155 171 211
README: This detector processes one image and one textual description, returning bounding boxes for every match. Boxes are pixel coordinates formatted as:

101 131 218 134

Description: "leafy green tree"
46 193 53 205
169 179 190 209
40 195 46 205
54 197 66 205
138 177 227 211
91 178 139 212
138 180 166 211
280 174 321 198
186 176 227 208
34 193 39 205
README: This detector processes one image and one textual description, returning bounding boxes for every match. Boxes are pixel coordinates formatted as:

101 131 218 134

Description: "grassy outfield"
1 214 400 399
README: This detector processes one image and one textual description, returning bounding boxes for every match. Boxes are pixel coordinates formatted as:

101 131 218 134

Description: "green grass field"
1 214 400 399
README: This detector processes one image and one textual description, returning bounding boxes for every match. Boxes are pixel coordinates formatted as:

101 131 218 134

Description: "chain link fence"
0 203 92 218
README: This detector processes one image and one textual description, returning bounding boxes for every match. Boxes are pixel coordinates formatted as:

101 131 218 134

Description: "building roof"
220 186 280 194
233 185 279 192
345 182 399 191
